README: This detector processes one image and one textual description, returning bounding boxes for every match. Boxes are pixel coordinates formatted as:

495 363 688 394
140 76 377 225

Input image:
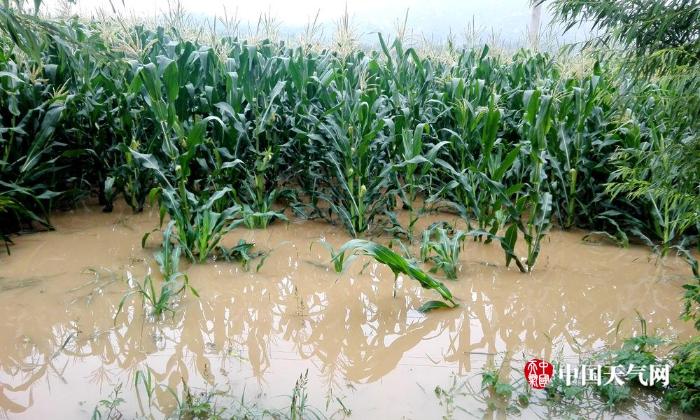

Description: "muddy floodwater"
0 203 696 419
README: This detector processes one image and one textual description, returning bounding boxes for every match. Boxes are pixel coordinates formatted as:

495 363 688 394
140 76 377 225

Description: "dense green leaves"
0 8 696 282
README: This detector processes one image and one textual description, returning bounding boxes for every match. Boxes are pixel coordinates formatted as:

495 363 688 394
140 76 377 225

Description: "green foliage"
682 282 700 331
545 318 668 410
91 383 125 420
153 221 184 280
94 367 335 419
542 0 700 75
665 337 700 413
151 188 243 263
117 230 198 320
217 239 268 272
324 239 457 312
290 370 322 420
546 0 700 261
116 272 197 319
176 382 225 420
394 123 446 239
545 368 586 403
1 8 697 271
134 368 156 409
434 86 518 244
481 368 515 401
420 223 466 280
607 127 699 257
479 364 530 416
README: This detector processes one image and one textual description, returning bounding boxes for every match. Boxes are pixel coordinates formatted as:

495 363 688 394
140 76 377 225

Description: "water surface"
0 204 694 418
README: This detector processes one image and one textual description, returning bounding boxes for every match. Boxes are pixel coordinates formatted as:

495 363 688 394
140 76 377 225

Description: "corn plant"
394 123 447 240
105 141 154 213
1 6 698 332
144 185 244 263
153 221 184 280
214 47 291 228
419 224 467 280
0 61 66 234
512 89 555 272
312 74 396 236
462 89 554 273
324 239 458 312
116 269 197 319
117 222 198 319
434 94 521 244
131 147 242 263
217 239 268 272
548 67 608 228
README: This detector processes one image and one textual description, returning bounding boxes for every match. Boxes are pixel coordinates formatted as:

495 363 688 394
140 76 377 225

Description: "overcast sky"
44 0 585 46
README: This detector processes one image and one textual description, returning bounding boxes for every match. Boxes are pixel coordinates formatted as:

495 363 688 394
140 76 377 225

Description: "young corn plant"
145 185 245 263
124 274 188 317
116 233 198 320
153 221 185 280
420 224 467 280
323 238 458 312
218 239 269 272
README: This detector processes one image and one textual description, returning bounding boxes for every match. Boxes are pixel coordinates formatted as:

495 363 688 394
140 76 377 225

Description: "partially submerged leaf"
418 300 452 313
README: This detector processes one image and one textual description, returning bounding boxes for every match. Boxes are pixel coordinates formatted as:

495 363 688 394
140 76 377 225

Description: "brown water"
0 203 696 419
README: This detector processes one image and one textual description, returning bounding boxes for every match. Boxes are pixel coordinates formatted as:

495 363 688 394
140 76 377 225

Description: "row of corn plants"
0 9 697 278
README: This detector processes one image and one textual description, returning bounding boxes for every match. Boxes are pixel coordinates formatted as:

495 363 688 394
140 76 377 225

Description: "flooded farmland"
0 203 695 419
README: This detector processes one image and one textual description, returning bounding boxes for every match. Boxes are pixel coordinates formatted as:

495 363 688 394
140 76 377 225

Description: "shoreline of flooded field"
0 203 696 418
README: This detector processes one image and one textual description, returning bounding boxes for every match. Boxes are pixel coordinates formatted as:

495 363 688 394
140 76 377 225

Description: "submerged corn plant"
117 272 196 319
548 66 608 229
0 3 698 361
517 89 554 272
482 89 554 273
217 239 269 272
116 236 198 320
214 46 292 228
420 223 467 280
145 185 247 263
130 137 253 263
323 239 458 312
153 221 184 280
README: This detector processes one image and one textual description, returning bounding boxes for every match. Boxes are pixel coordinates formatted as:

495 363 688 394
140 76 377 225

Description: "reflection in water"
0 204 695 418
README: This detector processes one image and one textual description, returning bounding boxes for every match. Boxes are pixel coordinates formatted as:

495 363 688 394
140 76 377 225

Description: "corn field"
1 0 700 416
2 8 697 262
